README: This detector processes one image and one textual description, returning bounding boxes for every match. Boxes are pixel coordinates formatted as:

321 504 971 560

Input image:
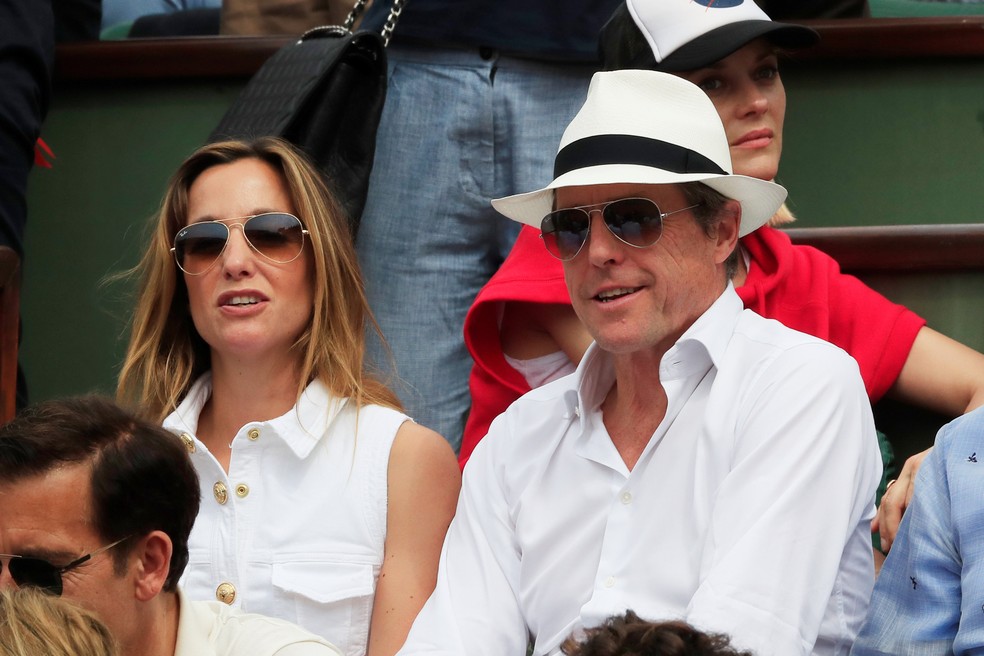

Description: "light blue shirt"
852 406 984 655
101 0 220 31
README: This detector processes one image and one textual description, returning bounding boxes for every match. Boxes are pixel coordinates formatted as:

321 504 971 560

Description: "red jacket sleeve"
738 227 925 402
460 227 568 468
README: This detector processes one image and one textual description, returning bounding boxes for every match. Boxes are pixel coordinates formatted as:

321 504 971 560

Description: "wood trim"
55 36 291 81
795 17 984 61
785 224 984 272
0 247 21 424
54 16 984 82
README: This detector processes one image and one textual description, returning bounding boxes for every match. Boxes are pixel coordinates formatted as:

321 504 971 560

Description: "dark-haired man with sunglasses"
0 395 341 656
398 71 882 656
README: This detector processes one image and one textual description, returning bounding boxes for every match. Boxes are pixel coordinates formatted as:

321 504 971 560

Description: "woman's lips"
733 128 773 149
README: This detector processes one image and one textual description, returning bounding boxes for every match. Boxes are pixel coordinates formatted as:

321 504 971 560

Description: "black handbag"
209 0 404 237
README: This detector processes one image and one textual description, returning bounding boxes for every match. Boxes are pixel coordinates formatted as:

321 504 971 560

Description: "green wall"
780 60 984 228
24 79 239 400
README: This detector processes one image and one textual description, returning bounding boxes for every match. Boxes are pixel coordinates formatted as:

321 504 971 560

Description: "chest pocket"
271 560 376 656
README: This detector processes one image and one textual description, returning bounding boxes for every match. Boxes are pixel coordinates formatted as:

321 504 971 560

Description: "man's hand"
871 448 930 553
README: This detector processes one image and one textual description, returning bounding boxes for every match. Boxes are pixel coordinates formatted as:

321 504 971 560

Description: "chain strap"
342 0 406 46
342 0 370 31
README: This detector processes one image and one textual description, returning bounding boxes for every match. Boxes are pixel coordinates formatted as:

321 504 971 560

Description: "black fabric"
555 135 727 178
360 0 622 61
51 0 99 42
129 9 221 38
755 0 870 19
0 0 54 255
210 28 388 238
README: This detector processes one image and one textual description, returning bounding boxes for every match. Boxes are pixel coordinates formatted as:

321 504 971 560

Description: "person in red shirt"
461 0 984 554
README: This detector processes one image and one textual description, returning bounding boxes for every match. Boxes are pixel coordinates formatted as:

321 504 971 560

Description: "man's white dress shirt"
399 285 882 656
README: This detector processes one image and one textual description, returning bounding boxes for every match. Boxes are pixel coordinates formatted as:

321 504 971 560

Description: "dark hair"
0 396 200 592
681 182 740 279
561 611 753 656
599 3 658 71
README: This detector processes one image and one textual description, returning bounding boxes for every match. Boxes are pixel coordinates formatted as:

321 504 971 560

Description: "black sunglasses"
0 536 130 596
540 197 700 261
171 212 309 276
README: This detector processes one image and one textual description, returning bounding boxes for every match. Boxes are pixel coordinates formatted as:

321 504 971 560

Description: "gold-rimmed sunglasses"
171 212 309 275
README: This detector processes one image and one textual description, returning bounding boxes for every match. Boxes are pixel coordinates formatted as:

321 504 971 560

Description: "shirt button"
247 428 260 441
213 482 228 505
235 483 250 498
179 433 195 453
216 582 236 605
604 576 616 588
621 492 632 505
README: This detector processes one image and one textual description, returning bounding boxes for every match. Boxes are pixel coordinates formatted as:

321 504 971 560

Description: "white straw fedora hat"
602 0 818 72
491 70 787 237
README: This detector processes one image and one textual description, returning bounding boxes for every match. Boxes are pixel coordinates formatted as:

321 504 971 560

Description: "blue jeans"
357 43 595 450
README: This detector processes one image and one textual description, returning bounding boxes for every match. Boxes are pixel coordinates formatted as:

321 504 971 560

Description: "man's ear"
131 531 173 602
713 200 741 265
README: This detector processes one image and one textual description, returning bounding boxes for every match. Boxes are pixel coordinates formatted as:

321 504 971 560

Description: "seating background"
23 21 984 461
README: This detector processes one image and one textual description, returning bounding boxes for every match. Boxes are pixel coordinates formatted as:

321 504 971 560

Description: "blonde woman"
0 588 118 656
118 137 460 656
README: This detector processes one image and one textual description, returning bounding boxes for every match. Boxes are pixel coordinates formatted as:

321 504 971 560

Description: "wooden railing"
0 247 21 423
53 16 984 81
786 224 984 273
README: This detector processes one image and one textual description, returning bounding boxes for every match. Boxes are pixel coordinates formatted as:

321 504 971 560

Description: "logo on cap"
692 0 745 7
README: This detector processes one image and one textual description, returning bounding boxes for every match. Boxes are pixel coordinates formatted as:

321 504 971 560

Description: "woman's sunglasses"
539 197 700 261
171 212 309 276
0 536 130 596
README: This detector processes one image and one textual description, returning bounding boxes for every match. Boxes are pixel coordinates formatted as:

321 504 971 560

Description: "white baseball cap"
602 0 818 72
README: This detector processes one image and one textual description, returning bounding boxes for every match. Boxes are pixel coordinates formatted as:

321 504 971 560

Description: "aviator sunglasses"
0 536 130 596
171 212 309 275
540 197 700 261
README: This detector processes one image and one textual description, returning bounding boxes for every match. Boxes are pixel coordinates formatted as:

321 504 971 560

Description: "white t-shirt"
174 589 342 656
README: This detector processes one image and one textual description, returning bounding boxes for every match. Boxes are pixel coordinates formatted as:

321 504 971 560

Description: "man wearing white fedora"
397 70 882 656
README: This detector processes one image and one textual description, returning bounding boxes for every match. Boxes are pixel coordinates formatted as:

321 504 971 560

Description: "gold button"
215 582 236 605
179 433 195 453
235 483 249 498
213 482 228 505
247 428 260 441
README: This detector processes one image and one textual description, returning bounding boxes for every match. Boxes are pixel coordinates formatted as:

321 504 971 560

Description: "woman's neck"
196 353 305 470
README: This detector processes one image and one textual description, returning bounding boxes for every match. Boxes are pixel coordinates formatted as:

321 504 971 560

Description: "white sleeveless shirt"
164 375 409 656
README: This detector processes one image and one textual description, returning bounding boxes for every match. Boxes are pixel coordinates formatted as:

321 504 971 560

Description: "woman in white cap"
460 0 984 552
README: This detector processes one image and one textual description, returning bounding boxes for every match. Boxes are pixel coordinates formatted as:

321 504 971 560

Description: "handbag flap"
208 29 388 233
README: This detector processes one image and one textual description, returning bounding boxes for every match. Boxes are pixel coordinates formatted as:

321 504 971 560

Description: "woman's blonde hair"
0 588 118 656
768 201 796 227
117 137 401 421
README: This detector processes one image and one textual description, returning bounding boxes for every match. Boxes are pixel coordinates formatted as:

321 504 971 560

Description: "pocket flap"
271 561 374 604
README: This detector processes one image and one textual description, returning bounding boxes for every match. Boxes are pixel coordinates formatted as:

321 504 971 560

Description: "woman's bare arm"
367 422 461 655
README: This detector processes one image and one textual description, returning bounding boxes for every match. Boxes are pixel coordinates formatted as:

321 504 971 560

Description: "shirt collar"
162 375 347 459
174 589 216 656
668 282 743 376
569 283 743 427
569 284 742 469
